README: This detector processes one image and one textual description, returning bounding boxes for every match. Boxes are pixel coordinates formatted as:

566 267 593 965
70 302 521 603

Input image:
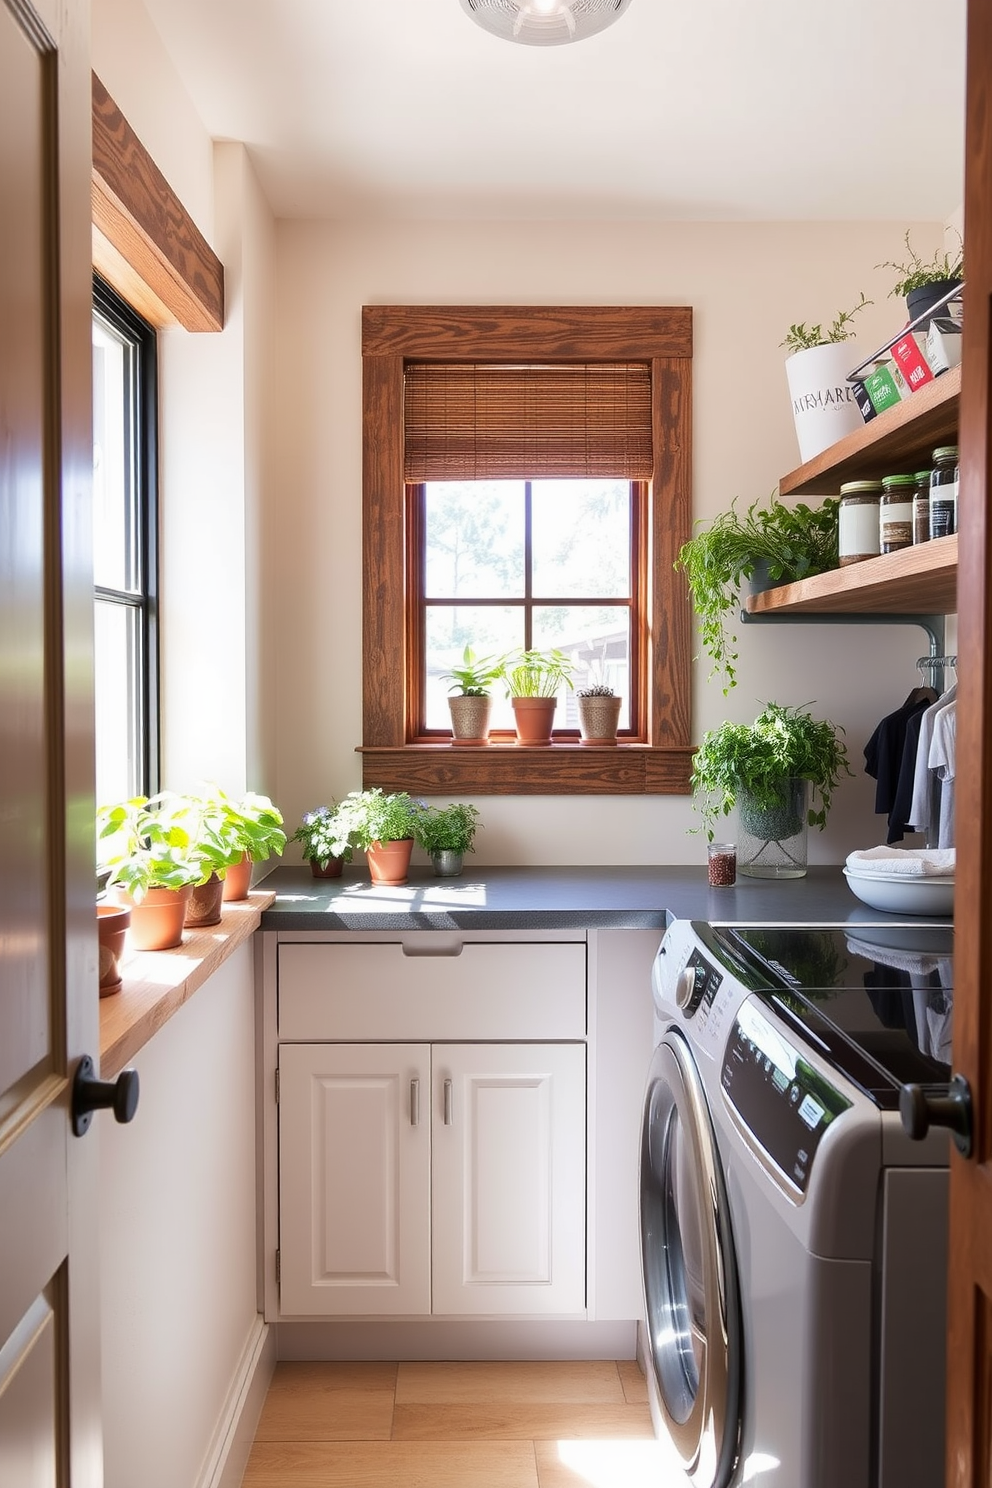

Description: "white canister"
838 480 882 565
785 343 865 465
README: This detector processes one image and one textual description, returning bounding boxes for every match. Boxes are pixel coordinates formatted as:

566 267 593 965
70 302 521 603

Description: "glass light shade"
460 0 633 46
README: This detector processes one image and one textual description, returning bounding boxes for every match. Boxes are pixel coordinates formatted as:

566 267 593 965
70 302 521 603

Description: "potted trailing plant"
290 802 356 879
675 492 840 694
498 648 575 746
336 788 427 885
690 701 852 879
576 684 622 745
416 802 482 877
440 645 504 746
97 793 206 950
876 229 964 327
780 292 872 463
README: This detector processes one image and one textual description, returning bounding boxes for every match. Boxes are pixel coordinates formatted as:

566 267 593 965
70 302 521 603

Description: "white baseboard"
275 1318 638 1362
196 1316 275 1488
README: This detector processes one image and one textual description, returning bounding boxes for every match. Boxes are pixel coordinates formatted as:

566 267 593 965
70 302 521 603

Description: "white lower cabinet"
278 1039 586 1318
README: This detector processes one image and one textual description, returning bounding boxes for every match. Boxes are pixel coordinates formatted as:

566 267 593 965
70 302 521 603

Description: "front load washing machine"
639 919 954 1488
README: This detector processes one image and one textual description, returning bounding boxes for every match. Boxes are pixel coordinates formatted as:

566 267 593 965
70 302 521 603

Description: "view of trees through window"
421 478 634 733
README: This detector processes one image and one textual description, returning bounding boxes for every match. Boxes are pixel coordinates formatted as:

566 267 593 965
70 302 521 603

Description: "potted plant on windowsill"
336 788 427 885
675 492 840 694
441 646 504 745
781 292 872 463
416 802 482 877
191 786 288 902
689 701 852 879
97 794 205 950
498 648 575 747
576 684 622 745
290 802 356 880
876 229 964 328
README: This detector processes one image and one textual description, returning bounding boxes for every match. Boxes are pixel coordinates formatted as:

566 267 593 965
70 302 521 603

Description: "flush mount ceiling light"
460 0 634 47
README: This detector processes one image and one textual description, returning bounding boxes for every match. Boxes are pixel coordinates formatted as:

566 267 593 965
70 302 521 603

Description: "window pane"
94 599 141 806
425 481 525 598
531 480 630 599
425 605 522 731
92 317 136 593
533 605 631 730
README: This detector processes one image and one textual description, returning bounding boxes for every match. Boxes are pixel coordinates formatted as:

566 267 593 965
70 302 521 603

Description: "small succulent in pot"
575 683 622 746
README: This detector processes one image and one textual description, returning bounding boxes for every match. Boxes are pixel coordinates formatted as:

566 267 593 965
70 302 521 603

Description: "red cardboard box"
890 331 934 392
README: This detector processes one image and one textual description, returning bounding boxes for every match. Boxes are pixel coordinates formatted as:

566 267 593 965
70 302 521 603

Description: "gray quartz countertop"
255 864 943 933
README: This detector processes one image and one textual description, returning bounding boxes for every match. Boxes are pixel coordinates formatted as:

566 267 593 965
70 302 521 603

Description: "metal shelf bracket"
739 610 947 687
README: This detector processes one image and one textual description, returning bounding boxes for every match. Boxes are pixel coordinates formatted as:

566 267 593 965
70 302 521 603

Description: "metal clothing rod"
917 654 957 669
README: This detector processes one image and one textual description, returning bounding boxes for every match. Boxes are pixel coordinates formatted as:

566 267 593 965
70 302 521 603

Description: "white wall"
98 949 258 1488
268 217 949 866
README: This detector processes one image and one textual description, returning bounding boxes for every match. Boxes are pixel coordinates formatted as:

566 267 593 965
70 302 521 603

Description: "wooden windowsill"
359 743 694 795
99 890 274 1079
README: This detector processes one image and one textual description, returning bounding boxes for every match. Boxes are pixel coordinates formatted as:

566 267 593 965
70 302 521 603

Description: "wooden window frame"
360 305 693 796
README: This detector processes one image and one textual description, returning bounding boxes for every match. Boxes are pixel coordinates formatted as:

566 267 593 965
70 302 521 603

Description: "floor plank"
617 1357 648 1404
392 1402 655 1441
255 1362 397 1441
535 1437 687 1488
243 1439 540 1487
395 1359 626 1405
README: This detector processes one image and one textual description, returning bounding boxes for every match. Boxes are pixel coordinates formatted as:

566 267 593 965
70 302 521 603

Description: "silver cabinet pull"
410 1077 420 1127
443 1077 453 1125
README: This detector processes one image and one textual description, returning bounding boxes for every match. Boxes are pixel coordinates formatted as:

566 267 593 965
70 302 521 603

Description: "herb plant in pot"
498 648 574 746
675 493 840 693
690 701 851 879
441 646 504 745
876 229 964 329
416 802 481 877
337 788 426 885
291 802 356 879
781 293 872 463
97 794 204 950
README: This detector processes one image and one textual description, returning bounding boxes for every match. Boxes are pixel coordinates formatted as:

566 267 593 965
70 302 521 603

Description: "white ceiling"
138 0 967 223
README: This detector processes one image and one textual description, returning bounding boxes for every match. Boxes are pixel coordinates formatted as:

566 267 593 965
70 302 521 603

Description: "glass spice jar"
913 470 932 544
879 473 916 553
929 445 959 539
838 480 882 565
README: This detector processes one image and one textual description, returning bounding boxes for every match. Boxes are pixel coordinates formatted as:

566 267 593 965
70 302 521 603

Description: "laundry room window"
92 274 159 805
360 305 694 795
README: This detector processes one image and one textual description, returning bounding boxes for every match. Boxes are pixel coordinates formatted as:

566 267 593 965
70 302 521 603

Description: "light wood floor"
243 1358 688 1487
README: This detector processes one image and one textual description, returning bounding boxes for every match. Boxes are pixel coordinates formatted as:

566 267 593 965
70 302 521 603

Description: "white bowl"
843 867 954 917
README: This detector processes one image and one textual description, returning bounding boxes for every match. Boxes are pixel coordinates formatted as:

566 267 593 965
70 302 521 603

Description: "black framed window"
91 275 159 803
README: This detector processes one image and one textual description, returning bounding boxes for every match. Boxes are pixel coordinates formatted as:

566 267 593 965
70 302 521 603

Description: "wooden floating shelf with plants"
745 533 958 617
778 364 961 498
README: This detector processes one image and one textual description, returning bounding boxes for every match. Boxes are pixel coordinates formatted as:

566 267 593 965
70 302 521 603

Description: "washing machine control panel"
674 950 722 1015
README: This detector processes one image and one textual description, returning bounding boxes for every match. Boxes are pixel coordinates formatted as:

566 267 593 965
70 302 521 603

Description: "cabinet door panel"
432 1043 586 1316
278 1043 430 1315
278 941 587 1041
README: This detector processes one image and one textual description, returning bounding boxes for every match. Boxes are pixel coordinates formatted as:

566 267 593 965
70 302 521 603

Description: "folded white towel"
846 846 956 878
845 935 943 976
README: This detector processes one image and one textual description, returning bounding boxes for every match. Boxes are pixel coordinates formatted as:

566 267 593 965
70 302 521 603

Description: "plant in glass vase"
690 701 851 880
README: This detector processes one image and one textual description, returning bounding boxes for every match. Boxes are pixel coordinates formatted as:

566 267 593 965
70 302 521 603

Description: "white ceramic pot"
785 343 864 464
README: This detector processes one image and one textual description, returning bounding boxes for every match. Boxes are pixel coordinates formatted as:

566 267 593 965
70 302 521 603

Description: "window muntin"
418 477 638 736
92 276 158 805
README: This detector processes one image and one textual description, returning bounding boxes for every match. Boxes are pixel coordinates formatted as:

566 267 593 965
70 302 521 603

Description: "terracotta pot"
310 856 344 879
511 696 557 747
185 873 224 928
577 695 622 746
366 838 414 885
97 903 130 996
115 885 192 952
222 853 253 902
448 694 492 746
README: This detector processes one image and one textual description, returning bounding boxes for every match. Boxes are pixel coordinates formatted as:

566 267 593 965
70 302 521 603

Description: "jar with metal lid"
879 474 916 553
913 470 932 544
838 480 882 565
929 445 959 539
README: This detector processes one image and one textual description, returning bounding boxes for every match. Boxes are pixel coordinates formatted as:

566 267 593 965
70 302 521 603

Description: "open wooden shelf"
779 365 961 498
746 534 958 616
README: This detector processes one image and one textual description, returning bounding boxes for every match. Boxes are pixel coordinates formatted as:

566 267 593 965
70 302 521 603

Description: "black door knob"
71 1055 140 1137
899 1074 973 1158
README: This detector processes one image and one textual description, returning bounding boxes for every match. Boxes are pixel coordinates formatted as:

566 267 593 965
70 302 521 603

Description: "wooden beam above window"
91 72 224 332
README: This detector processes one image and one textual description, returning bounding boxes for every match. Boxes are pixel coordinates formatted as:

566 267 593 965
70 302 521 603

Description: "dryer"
639 919 954 1488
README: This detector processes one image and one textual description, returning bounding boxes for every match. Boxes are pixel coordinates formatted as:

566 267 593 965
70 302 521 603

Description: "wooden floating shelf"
779 365 961 497
745 534 958 616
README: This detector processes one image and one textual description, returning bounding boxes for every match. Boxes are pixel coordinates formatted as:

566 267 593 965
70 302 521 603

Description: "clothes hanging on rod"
908 680 958 847
863 684 938 844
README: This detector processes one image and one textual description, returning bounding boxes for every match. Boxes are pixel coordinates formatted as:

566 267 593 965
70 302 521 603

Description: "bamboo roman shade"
403 361 653 481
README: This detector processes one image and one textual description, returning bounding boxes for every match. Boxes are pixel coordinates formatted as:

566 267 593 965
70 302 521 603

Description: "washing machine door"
640 1028 742 1488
